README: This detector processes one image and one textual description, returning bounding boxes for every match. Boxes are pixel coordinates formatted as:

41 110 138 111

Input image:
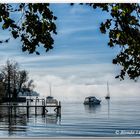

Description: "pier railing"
0 97 61 117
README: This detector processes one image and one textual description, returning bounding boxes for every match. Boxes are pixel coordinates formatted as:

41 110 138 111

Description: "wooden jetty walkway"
0 97 61 117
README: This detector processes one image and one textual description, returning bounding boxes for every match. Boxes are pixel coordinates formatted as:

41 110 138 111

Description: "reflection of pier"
0 103 61 136
0 97 61 118
0 105 27 136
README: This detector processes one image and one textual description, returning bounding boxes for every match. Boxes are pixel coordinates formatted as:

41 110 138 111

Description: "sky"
0 4 140 101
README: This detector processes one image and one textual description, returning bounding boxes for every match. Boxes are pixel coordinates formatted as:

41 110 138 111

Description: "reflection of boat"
84 104 101 113
46 114 59 124
84 96 101 105
107 99 110 118
105 82 110 99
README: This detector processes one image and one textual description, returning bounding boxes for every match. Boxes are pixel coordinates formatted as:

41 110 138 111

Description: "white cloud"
70 4 90 15
31 73 140 102
11 54 76 64
59 26 98 36
75 36 100 41
27 62 140 102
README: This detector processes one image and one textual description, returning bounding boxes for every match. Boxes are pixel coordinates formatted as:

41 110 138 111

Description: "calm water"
0 97 140 137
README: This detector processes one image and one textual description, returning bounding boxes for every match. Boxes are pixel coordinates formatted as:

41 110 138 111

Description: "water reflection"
46 114 61 124
84 104 101 113
0 104 61 136
33 114 61 125
0 106 27 136
106 99 110 118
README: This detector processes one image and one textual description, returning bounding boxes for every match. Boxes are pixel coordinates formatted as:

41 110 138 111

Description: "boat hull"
105 96 110 99
84 100 101 105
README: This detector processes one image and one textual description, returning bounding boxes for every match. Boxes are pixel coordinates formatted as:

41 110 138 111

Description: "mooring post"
27 100 29 117
57 101 61 116
41 99 43 105
35 97 37 116
42 99 45 116
14 105 16 117
10 103 12 117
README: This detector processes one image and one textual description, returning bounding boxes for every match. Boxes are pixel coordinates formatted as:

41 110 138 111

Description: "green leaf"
36 51 40 55
2 23 9 29
22 47 27 52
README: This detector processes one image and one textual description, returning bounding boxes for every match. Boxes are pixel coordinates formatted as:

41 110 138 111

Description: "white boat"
84 96 101 105
46 96 58 106
105 82 110 99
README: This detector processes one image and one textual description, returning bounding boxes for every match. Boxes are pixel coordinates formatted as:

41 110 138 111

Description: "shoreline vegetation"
0 59 39 103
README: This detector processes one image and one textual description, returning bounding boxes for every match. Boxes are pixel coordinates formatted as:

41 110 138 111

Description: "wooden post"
10 104 12 117
14 105 16 117
42 99 45 116
27 100 29 117
41 99 43 105
57 101 61 116
35 97 37 116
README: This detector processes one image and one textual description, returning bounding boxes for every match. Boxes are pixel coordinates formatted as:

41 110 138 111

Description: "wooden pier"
0 97 61 117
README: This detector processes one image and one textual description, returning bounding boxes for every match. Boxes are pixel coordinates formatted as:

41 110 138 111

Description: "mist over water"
30 74 140 102
0 97 140 137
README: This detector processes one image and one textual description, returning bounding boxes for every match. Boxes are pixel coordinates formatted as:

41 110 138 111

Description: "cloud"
11 54 76 64
1 50 115 72
75 36 100 41
26 60 140 102
32 74 140 102
59 26 98 36
70 4 90 15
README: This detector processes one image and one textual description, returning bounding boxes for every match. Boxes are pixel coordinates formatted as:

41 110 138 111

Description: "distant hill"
19 91 40 96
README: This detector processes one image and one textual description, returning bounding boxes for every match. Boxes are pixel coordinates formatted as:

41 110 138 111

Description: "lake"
0 97 140 138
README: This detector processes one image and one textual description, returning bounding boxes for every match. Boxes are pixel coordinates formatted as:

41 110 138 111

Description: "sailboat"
46 83 53 101
46 83 53 98
105 82 110 99
46 83 58 105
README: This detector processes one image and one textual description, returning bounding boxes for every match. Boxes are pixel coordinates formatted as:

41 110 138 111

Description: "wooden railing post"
57 101 61 116
27 100 29 118
42 99 45 116
35 97 37 116
10 104 12 117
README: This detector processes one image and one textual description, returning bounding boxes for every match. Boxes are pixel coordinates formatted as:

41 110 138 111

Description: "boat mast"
107 81 110 97
49 83 52 97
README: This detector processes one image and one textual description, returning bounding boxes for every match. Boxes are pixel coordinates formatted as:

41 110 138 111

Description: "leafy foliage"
0 60 35 98
0 3 140 80
0 3 57 55
87 3 140 80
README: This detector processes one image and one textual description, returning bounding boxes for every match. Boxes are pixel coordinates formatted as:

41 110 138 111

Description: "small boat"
105 82 110 99
46 96 58 105
84 96 101 105
105 96 110 99
46 83 58 106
